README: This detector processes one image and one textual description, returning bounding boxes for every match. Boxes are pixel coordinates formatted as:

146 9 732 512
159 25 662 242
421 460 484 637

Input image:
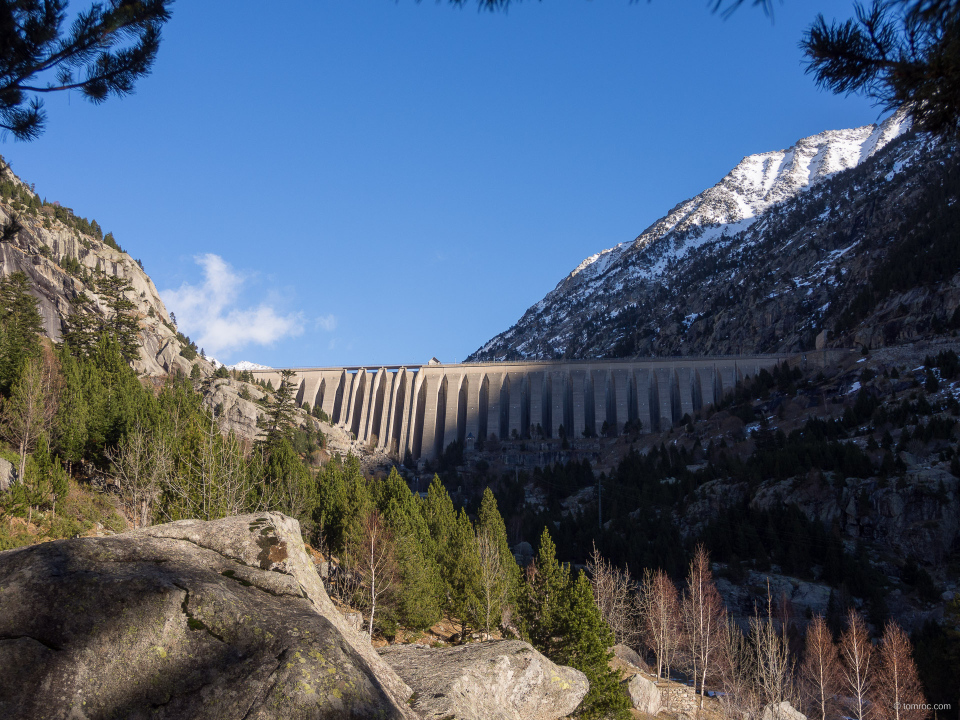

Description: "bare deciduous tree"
801 615 841 720
638 567 680 679
161 417 256 521
109 424 171 528
475 526 510 638
718 617 762 720
874 621 929 720
682 544 726 709
751 585 797 720
347 508 397 638
839 609 874 720
588 542 638 648
0 351 59 484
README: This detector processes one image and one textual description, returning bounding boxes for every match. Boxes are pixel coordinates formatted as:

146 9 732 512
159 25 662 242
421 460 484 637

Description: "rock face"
763 701 808 720
0 457 13 492
378 639 588 720
0 160 204 377
627 673 662 715
0 512 417 719
611 643 645 671
204 377 268 440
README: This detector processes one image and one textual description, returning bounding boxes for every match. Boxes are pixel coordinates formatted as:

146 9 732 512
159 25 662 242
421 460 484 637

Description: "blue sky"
2 1 879 367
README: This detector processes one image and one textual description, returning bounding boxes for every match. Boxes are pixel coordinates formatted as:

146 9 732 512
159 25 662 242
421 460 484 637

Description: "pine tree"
447 507 481 638
0 271 43 392
801 1 960 139
554 571 632 720
61 292 101 359
257 369 298 450
375 468 443 630
95 274 140 362
518 527 570 654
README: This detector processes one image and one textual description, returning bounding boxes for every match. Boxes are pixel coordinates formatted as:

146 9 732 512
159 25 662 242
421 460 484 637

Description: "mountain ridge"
468 109 958 363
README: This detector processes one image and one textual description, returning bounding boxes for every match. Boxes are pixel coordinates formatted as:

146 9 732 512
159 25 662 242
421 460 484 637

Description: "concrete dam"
247 353 824 462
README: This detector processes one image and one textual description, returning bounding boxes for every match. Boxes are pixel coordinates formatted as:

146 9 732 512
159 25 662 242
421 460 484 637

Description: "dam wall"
248 352 831 462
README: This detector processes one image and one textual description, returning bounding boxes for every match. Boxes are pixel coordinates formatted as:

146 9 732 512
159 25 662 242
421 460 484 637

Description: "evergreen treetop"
257 369 298 450
0 0 174 141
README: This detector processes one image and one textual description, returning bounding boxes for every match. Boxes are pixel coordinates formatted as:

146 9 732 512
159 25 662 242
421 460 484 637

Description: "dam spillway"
250 354 809 462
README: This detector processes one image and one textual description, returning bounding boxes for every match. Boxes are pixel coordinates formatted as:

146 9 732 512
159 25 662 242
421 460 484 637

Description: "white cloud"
160 254 304 357
315 314 337 332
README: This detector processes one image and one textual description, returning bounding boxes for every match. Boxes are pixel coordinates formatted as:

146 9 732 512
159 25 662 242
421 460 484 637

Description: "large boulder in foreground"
0 512 416 719
379 639 588 720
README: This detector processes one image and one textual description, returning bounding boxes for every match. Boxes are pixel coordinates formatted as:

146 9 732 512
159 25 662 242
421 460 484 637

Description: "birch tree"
839 609 874 720
109 424 172 528
639 567 680 679
751 586 796 719
801 616 841 720
160 416 254 521
475 526 510 638
874 621 929 720
718 617 762 720
588 543 637 648
681 544 726 709
348 508 397 638
1 351 59 484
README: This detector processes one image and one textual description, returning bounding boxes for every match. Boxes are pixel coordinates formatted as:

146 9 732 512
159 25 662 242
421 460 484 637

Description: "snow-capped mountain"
228 360 272 371
470 110 960 361
207 358 272 371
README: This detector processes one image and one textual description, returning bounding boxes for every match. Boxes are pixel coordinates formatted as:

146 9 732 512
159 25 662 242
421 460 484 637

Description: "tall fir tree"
519 527 570 654
259 437 315 528
257 369 298 450
0 271 43 392
424 474 457 556
54 346 89 471
94 275 140 362
476 487 519 630
61 291 101 359
314 458 350 551
447 507 481 637
554 571 632 720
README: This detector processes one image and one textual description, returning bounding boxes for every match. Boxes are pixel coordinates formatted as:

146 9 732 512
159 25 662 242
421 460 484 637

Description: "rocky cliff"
0 157 197 377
